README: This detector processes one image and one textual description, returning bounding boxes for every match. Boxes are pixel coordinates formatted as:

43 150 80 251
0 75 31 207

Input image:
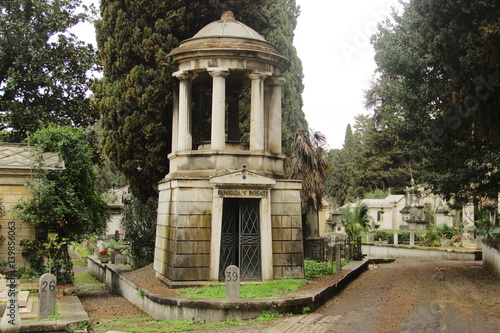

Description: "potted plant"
99 250 110 263
437 224 454 247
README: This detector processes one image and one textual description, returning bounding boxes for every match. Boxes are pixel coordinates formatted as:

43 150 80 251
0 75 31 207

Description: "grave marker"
38 273 56 319
225 265 240 299
336 243 342 271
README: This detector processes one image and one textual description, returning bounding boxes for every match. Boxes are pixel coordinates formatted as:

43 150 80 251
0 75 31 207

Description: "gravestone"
327 244 334 270
38 273 56 319
410 232 415 246
394 233 399 245
335 243 342 271
225 265 240 299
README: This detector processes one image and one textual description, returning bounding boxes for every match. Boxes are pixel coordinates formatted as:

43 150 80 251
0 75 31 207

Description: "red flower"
99 250 109 255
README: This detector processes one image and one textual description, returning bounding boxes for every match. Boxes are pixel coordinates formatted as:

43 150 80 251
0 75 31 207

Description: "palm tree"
340 201 371 239
287 128 331 236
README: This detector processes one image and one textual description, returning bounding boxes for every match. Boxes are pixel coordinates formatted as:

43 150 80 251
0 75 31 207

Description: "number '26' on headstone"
38 273 56 319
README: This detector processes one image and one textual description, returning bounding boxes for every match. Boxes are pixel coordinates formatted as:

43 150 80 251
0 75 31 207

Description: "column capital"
173 70 193 80
267 76 286 87
208 67 230 78
248 71 272 81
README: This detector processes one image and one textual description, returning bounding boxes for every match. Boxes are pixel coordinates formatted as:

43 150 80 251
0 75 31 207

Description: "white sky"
73 0 402 149
294 0 402 149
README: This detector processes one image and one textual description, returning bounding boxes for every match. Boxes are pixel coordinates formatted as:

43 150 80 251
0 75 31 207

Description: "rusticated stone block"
272 241 282 253
188 254 210 267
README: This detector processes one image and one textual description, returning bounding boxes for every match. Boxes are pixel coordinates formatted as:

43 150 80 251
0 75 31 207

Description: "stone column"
260 191 273 280
174 71 193 151
209 68 229 150
210 193 224 281
171 89 179 152
268 76 285 154
249 71 271 151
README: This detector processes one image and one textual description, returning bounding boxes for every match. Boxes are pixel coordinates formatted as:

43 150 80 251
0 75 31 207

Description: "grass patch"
304 259 350 278
178 279 307 299
73 271 106 293
92 312 290 332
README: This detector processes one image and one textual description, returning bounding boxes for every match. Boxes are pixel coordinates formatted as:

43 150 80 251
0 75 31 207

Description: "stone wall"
154 179 213 283
0 170 35 268
362 243 482 261
271 180 304 279
482 239 500 276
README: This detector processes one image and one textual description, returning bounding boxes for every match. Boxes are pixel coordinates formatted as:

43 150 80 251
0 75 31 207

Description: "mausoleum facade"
154 12 305 286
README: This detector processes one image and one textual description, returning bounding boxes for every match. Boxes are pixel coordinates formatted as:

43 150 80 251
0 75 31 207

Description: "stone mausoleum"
154 12 305 286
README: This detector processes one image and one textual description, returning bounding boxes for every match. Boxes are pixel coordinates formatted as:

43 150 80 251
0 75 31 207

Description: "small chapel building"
153 12 305 286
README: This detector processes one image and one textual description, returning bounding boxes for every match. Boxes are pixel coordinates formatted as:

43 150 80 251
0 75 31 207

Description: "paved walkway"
261 260 499 333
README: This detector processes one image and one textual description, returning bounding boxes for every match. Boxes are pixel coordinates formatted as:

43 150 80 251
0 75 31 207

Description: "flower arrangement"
99 250 110 263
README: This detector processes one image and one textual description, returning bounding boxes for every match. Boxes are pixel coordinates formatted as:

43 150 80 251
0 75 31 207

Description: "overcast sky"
294 0 402 148
74 0 402 149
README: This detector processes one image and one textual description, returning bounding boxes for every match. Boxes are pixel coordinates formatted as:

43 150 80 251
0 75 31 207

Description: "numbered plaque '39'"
38 273 57 319
225 265 240 299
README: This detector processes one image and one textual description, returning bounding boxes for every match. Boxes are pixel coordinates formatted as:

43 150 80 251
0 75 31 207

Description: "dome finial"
221 11 235 21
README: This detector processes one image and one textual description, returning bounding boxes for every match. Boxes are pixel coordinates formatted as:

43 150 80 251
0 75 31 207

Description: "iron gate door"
219 198 261 281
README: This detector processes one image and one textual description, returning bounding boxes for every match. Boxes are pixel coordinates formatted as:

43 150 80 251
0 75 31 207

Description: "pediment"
209 169 276 187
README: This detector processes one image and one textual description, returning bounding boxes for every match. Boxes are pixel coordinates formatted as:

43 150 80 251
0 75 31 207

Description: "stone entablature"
167 150 285 179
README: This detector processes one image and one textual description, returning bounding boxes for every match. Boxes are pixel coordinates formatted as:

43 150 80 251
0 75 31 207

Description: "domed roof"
169 11 289 72
193 11 266 41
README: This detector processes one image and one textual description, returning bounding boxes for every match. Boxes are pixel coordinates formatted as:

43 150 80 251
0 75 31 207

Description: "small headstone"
345 244 350 261
410 232 415 247
225 265 240 299
115 254 126 265
335 243 342 271
327 244 334 270
394 233 399 245
38 273 57 319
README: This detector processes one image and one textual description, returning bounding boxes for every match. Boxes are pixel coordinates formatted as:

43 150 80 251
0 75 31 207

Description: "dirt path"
79 260 500 332
266 260 500 333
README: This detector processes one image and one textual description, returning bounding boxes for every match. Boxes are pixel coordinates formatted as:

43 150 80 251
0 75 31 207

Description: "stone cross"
38 273 57 319
225 265 240 299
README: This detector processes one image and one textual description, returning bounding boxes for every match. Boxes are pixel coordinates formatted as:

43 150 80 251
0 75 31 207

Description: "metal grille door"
239 199 261 280
219 199 238 280
219 198 261 281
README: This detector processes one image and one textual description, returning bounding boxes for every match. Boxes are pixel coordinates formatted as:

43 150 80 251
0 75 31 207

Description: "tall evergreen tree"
326 117 409 205
0 0 98 142
94 0 306 202
369 0 500 204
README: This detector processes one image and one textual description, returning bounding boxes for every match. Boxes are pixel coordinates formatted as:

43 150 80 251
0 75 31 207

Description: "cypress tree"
94 0 306 201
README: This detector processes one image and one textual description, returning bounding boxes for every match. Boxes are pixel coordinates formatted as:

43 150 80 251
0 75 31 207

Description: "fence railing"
304 235 363 262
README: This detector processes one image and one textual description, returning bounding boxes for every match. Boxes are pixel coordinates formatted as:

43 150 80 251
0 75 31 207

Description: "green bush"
304 260 332 278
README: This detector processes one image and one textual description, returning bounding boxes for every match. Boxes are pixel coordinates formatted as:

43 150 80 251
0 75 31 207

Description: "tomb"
154 12 305 286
